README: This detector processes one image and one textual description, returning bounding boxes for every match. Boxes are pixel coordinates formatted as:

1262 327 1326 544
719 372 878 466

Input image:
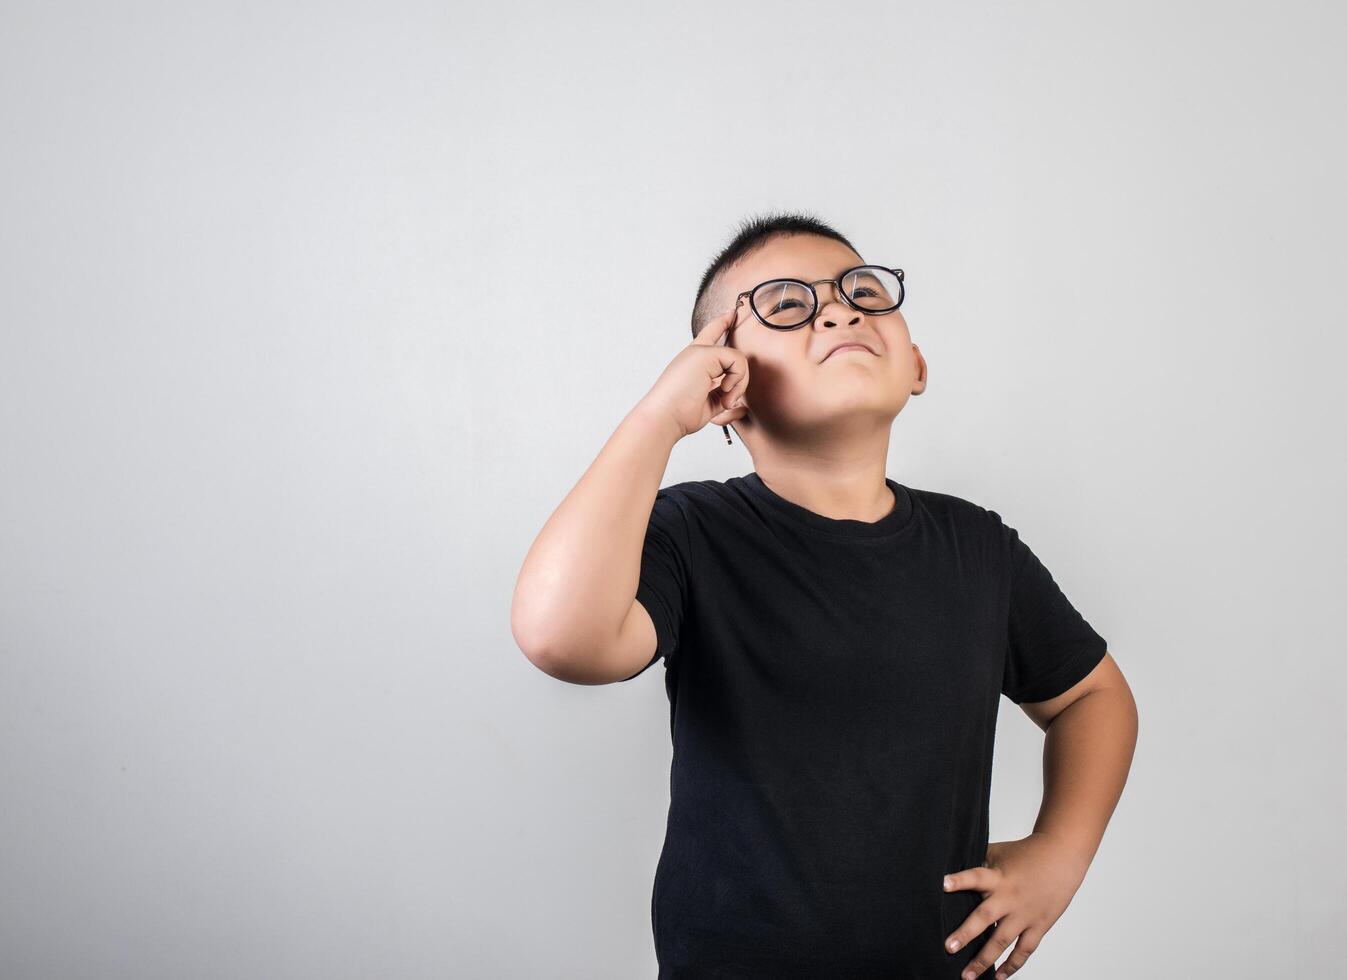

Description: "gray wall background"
2 2 1343 977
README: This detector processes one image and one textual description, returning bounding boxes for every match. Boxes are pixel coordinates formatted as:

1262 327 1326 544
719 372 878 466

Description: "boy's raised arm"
510 309 749 685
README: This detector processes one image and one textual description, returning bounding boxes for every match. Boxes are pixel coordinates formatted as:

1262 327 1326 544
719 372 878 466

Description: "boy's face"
715 234 925 439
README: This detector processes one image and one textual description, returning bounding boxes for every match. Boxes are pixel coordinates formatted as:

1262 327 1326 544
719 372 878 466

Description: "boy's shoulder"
906 484 1004 526
650 476 744 511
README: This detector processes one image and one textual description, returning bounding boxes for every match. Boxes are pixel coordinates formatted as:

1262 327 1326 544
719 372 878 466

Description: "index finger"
944 867 999 894
691 304 740 347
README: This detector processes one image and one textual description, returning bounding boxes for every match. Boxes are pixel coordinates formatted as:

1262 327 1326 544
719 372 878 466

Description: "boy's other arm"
1022 651 1138 866
510 400 683 684
941 653 1137 977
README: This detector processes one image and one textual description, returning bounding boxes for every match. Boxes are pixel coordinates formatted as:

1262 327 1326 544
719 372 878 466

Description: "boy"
511 212 1138 979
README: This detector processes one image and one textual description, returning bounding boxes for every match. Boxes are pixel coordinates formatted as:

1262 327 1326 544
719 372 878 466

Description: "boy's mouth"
823 343 877 361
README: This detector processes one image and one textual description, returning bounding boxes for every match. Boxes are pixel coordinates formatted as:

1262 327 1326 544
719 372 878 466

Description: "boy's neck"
749 457 896 524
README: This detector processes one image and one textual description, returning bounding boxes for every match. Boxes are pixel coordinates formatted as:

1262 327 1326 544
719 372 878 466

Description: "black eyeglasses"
733 265 905 330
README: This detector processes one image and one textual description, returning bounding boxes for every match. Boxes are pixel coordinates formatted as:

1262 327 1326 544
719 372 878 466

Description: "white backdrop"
2 1 1343 977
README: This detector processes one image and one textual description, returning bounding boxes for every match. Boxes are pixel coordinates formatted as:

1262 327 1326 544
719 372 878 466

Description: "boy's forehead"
724 236 863 294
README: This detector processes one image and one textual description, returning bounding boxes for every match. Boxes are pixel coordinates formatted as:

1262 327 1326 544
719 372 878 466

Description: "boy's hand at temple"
510 306 749 685
942 831 1091 980
641 306 750 438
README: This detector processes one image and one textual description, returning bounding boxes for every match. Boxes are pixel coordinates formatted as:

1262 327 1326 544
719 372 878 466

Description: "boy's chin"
785 404 902 428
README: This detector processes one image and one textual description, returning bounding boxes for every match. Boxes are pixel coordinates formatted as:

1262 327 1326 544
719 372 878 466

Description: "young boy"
511 212 1138 980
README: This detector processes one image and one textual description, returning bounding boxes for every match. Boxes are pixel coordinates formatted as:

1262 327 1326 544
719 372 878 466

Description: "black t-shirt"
622 471 1108 979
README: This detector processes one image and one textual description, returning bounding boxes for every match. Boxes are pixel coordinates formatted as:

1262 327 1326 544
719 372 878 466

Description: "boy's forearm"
510 399 683 666
1031 684 1138 869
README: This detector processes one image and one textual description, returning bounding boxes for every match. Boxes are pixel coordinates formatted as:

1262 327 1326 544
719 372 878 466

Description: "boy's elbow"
519 643 566 679
512 619 629 686
511 602 563 671
510 572 568 657
511 609 593 681
511 581 635 684
520 642 614 685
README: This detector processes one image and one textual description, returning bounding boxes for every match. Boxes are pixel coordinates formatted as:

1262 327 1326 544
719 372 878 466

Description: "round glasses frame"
733 265 906 330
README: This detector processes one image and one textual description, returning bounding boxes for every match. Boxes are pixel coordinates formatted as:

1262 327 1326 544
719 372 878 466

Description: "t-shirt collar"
739 470 916 539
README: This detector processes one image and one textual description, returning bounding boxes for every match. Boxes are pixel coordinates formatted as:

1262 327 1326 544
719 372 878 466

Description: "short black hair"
689 210 862 339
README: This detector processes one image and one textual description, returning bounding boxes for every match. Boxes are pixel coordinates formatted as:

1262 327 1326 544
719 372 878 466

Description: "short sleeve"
618 487 691 682
997 515 1108 704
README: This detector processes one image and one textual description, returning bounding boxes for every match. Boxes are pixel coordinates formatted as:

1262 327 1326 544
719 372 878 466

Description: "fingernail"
947 938 960 952
943 876 953 891
963 972 975 980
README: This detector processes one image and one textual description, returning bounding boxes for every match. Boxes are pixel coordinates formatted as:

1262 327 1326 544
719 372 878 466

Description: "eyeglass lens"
751 267 903 328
